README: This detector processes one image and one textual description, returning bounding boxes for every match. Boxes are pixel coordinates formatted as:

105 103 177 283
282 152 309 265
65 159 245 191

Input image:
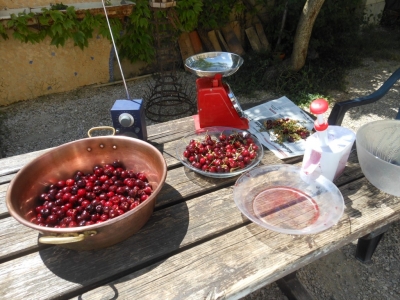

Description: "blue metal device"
110 99 147 140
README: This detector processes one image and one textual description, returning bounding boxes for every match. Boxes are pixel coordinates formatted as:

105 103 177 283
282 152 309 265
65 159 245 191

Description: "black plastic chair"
328 67 400 263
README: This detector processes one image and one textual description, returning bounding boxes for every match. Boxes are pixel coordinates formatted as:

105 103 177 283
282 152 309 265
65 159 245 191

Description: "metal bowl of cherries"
176 127 264 178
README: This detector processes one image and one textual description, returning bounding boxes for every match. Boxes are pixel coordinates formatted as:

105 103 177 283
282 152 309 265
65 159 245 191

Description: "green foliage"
118 0 154 63
50 3 69 10
5 7 114 50
197 0 240 30
175 0 203 32
0 22 7 40
0 0 205 63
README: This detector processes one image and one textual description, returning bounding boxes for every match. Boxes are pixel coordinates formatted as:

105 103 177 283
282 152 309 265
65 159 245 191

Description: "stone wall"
0 1 148 106
0 29 112 106
0 0 99 9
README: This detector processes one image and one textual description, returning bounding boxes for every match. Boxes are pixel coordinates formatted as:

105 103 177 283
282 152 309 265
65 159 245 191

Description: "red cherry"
32 161 153 228
56 180 66 188
65 179 75 186
77 188 86 197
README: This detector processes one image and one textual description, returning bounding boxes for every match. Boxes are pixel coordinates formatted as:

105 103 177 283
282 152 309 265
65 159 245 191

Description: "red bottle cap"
310 98 328 114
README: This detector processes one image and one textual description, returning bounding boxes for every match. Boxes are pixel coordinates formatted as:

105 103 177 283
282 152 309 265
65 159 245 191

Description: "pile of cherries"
182 131 259 173
31 160 153 228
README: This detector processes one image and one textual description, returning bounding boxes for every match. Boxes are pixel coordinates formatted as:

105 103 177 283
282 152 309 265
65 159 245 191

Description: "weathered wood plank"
0 217 46 261
0 183 243 262
0 145 283 260
0 117 196 174
77 178 400 300
1 177 399 299
178 32 196 71
221 24 245 56
0 187 245 299
0 135 286 216
254 22 270 51
0 149 52 176
334 150 364 186
208 30 222 51
146 116 196 144
0 173 14 185
0 117 196 216
216 29 230 52
0 185 8 217
0 144 359 224
245 26 262 52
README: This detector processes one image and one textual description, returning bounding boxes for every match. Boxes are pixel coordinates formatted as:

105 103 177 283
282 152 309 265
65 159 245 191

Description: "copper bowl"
6 135 167 251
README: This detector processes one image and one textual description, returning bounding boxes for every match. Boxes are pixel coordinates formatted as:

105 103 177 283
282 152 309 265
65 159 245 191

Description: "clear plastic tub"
356 120 400 196
233 164 345 235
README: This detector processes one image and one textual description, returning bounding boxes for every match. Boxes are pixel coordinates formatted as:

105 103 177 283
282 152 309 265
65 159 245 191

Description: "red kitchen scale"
185 52 249 129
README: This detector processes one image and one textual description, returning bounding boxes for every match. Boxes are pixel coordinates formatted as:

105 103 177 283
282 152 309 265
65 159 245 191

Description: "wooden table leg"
355 223 391 263
276 271 314 300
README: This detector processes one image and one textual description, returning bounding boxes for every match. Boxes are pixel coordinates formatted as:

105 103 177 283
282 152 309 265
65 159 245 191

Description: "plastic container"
356 119 400 196
301 99 356 181
233 164 345 235
302 126 356 181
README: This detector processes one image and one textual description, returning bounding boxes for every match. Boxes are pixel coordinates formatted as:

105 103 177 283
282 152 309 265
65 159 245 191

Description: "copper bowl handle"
38 231 97 245
87 126 116 137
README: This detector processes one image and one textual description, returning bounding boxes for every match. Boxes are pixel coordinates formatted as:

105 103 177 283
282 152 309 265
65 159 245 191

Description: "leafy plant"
118 0 154 63
175 0 203 32
5 7 116 49
197 0 240 30
0 0 207 64
0 22 7 40
50 3 69 10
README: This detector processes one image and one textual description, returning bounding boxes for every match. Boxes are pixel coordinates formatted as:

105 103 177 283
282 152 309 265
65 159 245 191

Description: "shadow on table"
182 167 238 187
39 182 189 288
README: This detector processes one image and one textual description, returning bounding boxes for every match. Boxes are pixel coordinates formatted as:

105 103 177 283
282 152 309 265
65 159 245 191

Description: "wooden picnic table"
1 115 399 300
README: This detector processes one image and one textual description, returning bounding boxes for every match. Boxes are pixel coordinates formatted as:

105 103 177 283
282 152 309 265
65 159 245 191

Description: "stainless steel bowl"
185 52 243 77
6 136 167 250
176 126 264 178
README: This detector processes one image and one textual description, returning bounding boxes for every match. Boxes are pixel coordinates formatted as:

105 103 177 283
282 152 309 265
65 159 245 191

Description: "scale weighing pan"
185 52 243 78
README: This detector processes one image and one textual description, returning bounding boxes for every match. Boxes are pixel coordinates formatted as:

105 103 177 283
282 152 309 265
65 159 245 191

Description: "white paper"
244 96 315 159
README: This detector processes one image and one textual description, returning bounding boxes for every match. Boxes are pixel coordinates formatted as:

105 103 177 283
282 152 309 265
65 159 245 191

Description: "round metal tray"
184 52 243 78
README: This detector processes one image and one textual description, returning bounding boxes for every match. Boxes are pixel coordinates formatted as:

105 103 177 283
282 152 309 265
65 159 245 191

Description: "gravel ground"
1 56 400 299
